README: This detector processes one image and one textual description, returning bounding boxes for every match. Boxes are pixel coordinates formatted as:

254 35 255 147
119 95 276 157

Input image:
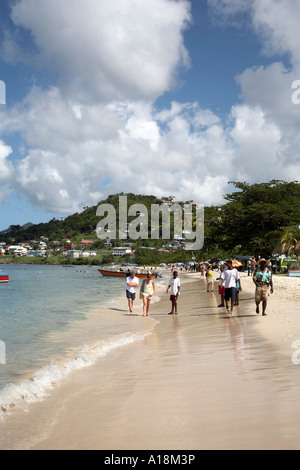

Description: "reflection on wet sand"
26 274 300 450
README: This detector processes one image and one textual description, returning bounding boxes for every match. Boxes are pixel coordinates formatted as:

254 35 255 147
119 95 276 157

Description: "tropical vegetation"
0 180 299 265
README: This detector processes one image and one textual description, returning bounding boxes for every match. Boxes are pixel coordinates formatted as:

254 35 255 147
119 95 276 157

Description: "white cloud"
208 0 300 183
9 0 191 103
0 140 13 181
0 87 236 211
208 0 300 65
250 0 300 63
1 0 300 218
0 140 13 203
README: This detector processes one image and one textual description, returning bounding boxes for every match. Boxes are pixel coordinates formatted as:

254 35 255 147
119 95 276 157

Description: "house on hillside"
79 240 95 249
64 250 96 259
29 250 46 257
63 239 74 250
112 247 133 256
6 245 28 256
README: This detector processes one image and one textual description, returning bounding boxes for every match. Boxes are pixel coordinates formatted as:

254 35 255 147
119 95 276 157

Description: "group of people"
126 270 180 316
125 256 274 317
216 258 274 315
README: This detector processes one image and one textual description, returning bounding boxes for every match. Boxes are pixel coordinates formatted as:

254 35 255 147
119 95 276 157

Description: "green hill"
1 193 163 244
1 181 300 264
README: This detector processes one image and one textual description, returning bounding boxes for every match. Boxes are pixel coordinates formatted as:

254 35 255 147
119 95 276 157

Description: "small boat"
287 270 300 277
98 269 157 279
0 274 9 283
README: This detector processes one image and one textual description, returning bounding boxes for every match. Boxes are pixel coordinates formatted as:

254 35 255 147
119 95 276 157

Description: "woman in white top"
140 273 156 317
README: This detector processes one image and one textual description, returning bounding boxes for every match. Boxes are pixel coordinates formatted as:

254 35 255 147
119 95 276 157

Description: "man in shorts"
253 258 274 316
166 270 181 315
222 260 242 314
126 271 139 313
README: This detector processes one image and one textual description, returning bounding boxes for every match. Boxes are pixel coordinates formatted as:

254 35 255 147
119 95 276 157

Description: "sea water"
0 265 158 419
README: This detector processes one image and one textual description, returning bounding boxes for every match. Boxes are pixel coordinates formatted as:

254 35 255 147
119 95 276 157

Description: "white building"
64 250 97 259
28 250 46 257
112 247 132 256
7 246 28 255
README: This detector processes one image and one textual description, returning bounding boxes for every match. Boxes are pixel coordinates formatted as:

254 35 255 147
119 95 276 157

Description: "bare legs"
128 299 133 313
256 300 267 316
207 282 214 292
142 297 151 316
168 299 178 315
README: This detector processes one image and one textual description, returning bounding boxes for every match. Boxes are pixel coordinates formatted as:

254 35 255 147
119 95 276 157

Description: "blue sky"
0 0 299 231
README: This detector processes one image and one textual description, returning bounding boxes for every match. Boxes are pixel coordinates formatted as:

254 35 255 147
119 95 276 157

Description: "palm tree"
280 226 300 269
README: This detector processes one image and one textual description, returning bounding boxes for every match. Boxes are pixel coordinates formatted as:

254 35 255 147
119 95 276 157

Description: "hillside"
1 193 162 244
1 181 300 264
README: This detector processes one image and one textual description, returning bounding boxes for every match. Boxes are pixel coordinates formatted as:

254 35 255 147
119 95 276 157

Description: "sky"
0 0 300 231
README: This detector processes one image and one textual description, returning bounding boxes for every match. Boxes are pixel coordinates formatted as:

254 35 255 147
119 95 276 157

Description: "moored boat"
98 269 157 279
0 274 9 283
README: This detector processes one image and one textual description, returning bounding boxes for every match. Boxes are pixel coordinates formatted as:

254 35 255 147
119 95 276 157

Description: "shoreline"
0 268 171 448
2 270 300 450
32 272 300 450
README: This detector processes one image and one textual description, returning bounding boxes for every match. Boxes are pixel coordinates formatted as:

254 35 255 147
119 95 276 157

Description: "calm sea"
0 264 159 419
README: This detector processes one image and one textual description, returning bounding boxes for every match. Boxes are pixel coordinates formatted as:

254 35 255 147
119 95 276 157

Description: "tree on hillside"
214 180 300 255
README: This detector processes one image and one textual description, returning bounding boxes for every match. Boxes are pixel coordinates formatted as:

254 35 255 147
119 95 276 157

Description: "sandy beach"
2 269 300 450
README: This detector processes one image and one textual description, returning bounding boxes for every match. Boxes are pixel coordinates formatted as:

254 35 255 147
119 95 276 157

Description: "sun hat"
258 258 269 265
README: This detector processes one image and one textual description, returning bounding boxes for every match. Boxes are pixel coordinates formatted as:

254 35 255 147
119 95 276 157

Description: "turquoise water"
0 264 150 417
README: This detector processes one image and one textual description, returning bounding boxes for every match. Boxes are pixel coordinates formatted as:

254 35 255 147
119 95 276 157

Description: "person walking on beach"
253 258 274 316
166 270 180 315
234 279 240 306
200 264 205 276
140 273 155 317
222 260 242 314
247 259 251 276
217 264 226 307
126 271 139 313
206 265 214 292
250 257 257 276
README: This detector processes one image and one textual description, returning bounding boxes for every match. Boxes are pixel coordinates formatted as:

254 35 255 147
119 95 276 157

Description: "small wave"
0 332 150 420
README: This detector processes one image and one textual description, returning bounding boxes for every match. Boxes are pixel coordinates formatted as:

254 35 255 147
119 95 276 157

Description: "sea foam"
0 332 150 420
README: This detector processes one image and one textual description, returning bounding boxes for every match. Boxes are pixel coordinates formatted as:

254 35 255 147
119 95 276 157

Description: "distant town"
1 182 299 268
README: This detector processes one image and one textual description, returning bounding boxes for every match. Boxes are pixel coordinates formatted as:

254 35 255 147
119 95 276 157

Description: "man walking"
126 271 139 313
253 259 274 316
166 270 181 315
222 260 242 314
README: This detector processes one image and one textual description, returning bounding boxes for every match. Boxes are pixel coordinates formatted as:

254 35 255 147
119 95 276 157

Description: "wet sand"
22 270 300 450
